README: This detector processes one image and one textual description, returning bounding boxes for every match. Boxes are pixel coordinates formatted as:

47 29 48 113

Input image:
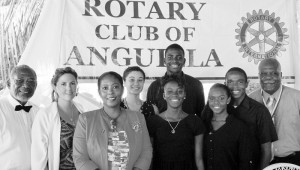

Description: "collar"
235 95 250 109
162 71 185 79
261 84 282 102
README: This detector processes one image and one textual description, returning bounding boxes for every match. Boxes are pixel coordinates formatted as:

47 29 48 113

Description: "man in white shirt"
0 65 39 170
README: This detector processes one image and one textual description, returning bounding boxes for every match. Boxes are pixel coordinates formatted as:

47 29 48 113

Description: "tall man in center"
146 43 205 116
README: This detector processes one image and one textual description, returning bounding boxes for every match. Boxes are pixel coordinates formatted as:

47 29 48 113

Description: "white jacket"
31 102 62 170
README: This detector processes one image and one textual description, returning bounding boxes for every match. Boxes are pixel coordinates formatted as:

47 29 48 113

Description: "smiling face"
163 81 185 109
124 71 144 95
225 71 248 101
208 87 230 115
9 67 37 105
54 73 77 102
98 75 123 108
165 48 186 75
259 60 282 95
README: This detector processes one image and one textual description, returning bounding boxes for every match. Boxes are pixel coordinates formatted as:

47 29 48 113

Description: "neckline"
123 98 144 111
210 114 232 132
158 113 190 122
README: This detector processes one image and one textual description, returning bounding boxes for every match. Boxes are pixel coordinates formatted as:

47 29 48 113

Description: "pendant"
171 129 175 134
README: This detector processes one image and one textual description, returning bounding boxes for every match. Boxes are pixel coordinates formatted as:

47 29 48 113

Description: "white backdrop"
18 0 299 108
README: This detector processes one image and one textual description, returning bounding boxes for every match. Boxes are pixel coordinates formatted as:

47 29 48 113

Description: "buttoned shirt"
249 85 300 157
229 95 277 168
262 85 282 104
0 94 39 170
203 114 252 170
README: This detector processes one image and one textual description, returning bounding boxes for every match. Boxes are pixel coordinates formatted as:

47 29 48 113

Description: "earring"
54 92 58 101
76 87 79 96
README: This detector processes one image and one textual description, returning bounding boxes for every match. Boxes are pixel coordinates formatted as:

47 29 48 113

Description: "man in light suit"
249 58 300 165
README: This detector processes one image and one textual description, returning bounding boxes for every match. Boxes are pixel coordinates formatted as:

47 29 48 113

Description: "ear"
163 93 166 99
245 80 250 88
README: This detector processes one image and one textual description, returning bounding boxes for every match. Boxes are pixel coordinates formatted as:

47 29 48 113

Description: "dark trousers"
271 151 300 166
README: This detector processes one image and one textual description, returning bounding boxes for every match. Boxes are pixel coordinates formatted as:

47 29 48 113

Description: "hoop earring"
54 92 58 101
76 87 79 96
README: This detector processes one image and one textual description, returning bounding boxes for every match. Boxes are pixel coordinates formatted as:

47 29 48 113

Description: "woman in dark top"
147 76 205 170
201 83 252 170
121 66 158 119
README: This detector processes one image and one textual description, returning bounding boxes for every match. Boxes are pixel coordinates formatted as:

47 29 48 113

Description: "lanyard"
261 85 283 118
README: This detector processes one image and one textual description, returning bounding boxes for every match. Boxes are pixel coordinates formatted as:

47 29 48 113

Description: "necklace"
70 105 76 126
58 104 76 126
103 108 121 132
164 111 182 134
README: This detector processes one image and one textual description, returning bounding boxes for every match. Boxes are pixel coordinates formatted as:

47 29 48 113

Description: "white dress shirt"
0 94 39 170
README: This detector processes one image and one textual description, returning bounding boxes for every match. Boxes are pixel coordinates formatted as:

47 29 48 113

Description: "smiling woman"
147 75 205 170
31 67 80 170
73 71 152 170
121 66 158 119
201 83 253 170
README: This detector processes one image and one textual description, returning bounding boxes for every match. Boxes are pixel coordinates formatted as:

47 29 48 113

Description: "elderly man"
0 65 39 169
146 43 205 116
249 58 300 166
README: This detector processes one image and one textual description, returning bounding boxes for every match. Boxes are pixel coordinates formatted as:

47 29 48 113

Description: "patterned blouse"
59 118 76 170
107 130 130 170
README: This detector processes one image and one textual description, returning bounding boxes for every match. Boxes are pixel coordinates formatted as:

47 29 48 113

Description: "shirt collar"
262 84 282 102
230 95 250 110
237 95 250 109
163 71 185 79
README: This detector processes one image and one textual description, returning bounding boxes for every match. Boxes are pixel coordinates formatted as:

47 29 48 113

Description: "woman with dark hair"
73 71 152 170
147 75 205 170
122 66 158 119
201 83 252 170
31 67 80 170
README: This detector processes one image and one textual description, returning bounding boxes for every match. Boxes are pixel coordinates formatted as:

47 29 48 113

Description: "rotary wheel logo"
235 10 289 64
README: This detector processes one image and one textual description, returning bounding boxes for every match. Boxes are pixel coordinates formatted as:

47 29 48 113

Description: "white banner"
19 0 299 107
20 0 298 80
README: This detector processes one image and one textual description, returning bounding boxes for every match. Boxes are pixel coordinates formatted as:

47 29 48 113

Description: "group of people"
0 43 300 170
